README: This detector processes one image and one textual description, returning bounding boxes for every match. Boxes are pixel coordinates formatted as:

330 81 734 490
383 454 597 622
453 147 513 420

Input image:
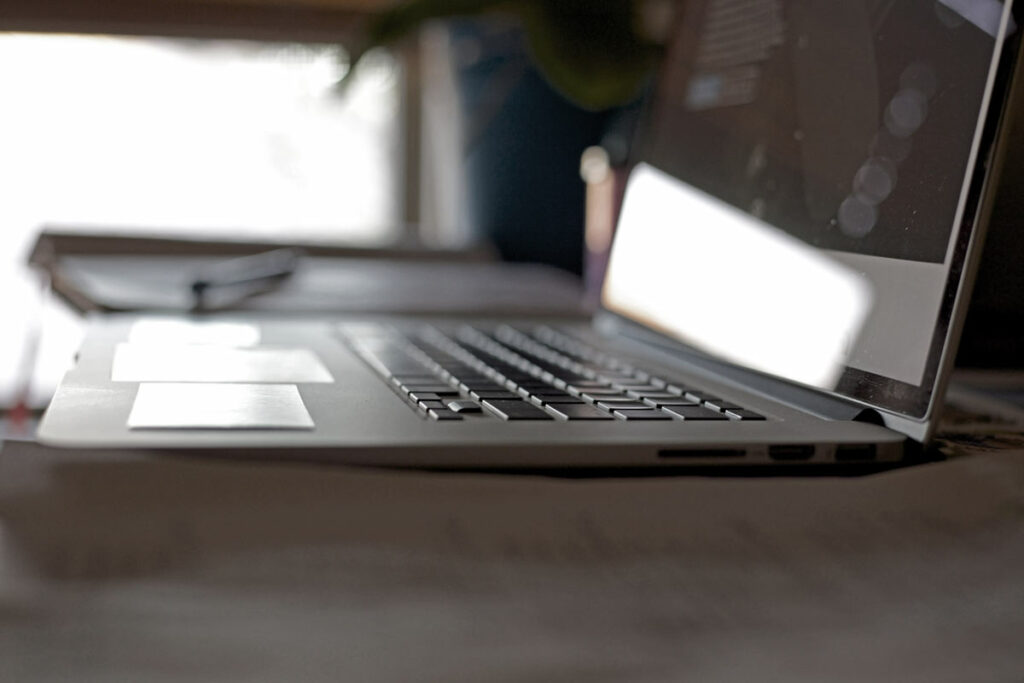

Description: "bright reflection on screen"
603 164 874 388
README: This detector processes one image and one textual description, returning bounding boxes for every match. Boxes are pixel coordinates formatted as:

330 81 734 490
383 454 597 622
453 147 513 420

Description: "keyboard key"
482 399 554 420
617 384 663 393
427 408 463 420
446 400 482 414
528 393 577 403
403 385 459 395
627 390 680 399
663 405 730 420
684 391 721 404
584 395 635 403
418 400 448 410
408 392 443 402
581 391 630 401
703 399 745 412
471 390 520 400
613 409 672 420
533 395 586 405
643 397 700 408
566 380 611 389
725 409 766 420
461 382 507 392
546 404 615 420
582 384 630 392
597 401 652 410
526 393 574 405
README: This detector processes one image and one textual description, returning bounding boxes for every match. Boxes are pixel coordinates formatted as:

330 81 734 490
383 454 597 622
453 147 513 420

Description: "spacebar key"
482 399 554 420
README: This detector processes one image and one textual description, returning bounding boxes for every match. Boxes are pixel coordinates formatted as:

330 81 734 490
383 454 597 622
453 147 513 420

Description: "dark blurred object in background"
957 64 1024 370
958 176 1024 368
450 20 619 275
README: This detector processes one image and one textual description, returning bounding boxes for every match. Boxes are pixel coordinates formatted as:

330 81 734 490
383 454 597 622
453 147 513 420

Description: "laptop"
36 0 1024 469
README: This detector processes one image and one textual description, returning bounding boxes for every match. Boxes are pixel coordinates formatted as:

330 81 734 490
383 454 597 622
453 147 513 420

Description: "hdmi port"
769 444 815 461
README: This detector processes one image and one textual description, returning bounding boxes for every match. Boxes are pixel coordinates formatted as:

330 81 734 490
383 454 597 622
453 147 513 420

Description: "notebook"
37 0 1024 469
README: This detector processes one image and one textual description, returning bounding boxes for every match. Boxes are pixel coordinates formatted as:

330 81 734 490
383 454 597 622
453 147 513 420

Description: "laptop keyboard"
340 324 766 423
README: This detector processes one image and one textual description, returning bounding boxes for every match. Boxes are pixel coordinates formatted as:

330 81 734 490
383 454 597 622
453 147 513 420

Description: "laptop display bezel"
600 1 1023 423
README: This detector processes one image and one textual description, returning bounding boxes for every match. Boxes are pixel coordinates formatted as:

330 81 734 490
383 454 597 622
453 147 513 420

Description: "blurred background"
0 31 402 408
0 0 653 416
3 0 1021 422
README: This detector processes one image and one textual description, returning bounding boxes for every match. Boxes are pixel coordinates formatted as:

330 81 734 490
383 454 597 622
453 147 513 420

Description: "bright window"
0 32 402 408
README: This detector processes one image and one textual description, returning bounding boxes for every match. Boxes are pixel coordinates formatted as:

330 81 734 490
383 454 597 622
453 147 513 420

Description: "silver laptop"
37 0 1024 469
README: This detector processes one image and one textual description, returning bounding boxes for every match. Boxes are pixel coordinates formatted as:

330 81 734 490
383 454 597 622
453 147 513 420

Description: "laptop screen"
603 0 1018 418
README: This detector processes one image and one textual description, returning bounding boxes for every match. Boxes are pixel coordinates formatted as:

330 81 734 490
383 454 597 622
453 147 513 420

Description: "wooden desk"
1 376 1023 681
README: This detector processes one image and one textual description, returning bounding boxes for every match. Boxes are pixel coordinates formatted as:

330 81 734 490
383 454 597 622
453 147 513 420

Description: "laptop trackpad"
128 383 315 430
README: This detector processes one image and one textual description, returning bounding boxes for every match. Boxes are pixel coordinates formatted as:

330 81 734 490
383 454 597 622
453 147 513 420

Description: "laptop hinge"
851 407 886 426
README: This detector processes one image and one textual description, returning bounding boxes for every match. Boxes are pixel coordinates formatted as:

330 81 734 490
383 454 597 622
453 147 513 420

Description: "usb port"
768 444 815 461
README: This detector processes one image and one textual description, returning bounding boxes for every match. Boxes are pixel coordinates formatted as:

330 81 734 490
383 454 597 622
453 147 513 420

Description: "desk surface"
2 377 1023 682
